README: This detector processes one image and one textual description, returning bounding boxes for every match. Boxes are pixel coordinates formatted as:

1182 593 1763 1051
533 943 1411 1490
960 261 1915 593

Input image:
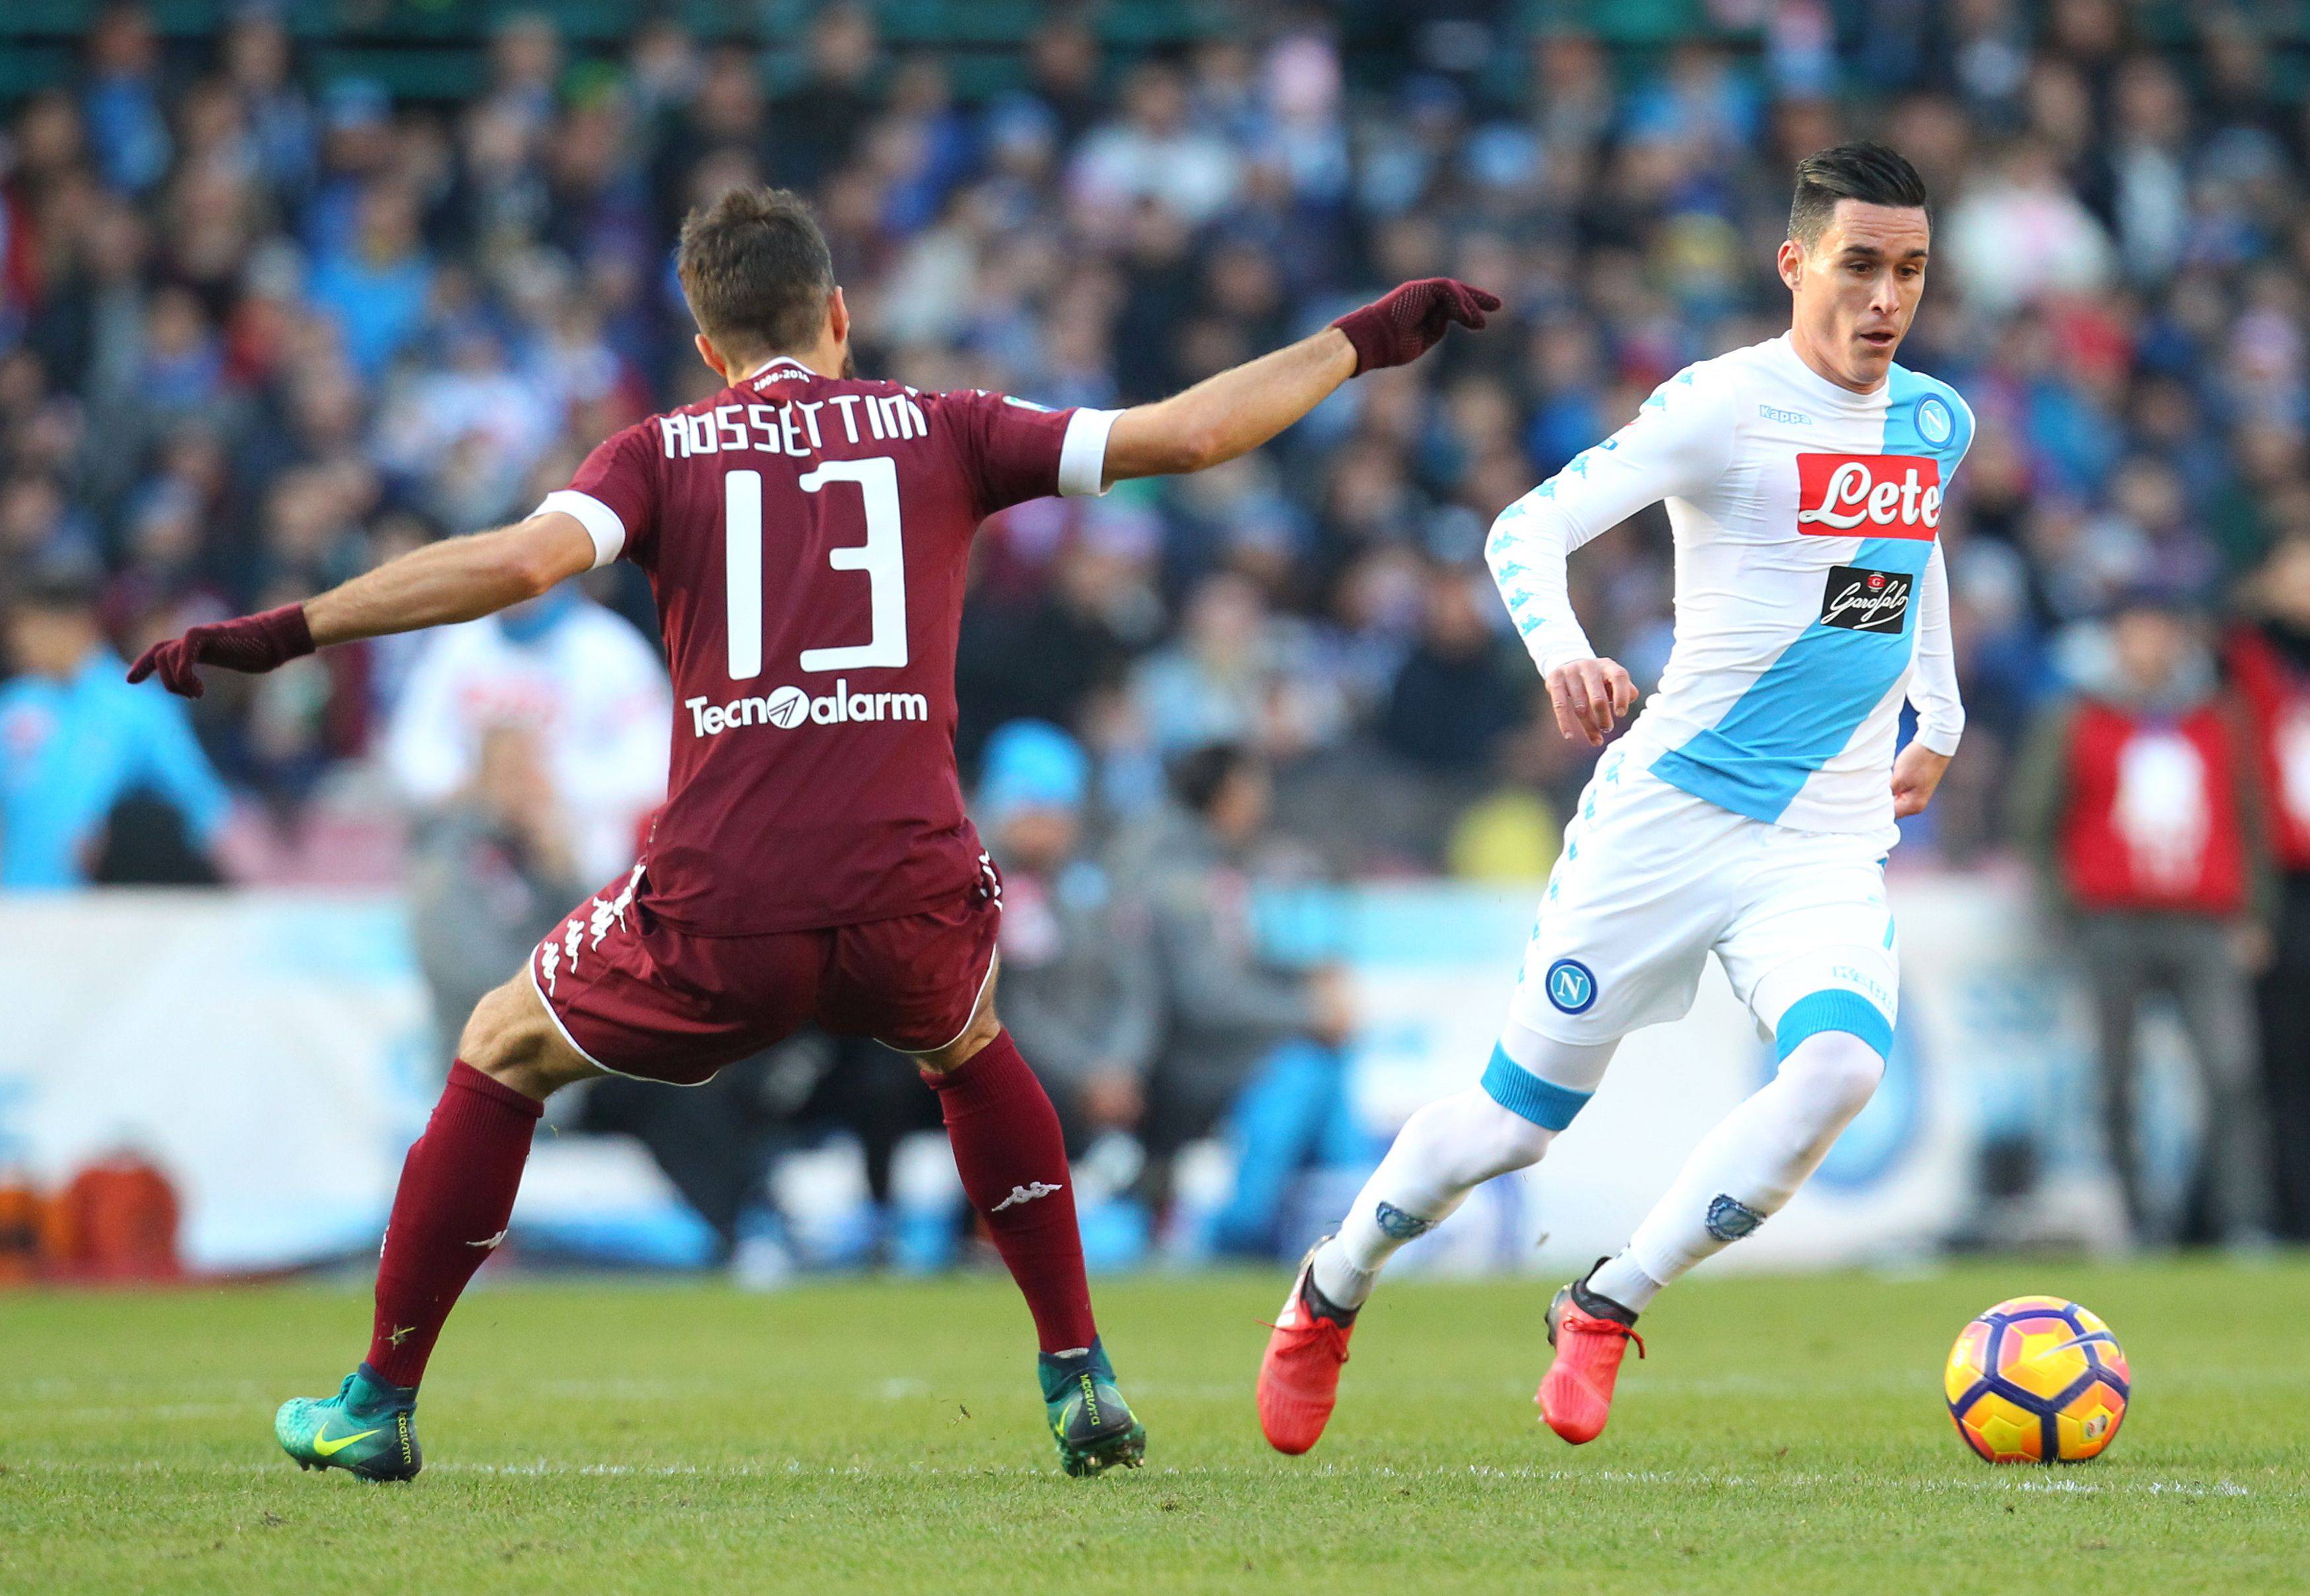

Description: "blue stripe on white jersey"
1648 363 1971 826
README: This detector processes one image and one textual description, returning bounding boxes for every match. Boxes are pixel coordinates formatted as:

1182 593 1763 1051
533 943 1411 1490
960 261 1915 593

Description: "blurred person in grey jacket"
978 719 1161 1155
407 722 591 1052
406 724 770 1259
1121 742 1357 1257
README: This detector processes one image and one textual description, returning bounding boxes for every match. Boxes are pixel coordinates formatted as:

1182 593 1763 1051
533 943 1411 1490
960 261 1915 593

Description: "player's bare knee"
916 1011 1001 1077
915 991 1003 1077
459 978 593 1100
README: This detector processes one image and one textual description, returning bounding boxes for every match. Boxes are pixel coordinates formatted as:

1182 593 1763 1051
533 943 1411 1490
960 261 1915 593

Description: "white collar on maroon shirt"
744 356 816 383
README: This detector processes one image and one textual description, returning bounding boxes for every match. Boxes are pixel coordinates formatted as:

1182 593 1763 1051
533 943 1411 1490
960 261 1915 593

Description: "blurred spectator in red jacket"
2013 591 2276 1247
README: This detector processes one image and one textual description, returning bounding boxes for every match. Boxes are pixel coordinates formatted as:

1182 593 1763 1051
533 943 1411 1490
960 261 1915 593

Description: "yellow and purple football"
1944 1296 2129 1464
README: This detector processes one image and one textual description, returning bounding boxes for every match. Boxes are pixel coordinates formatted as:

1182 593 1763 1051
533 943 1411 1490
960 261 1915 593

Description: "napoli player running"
1258 145 1970 1453
132 186 1496 1479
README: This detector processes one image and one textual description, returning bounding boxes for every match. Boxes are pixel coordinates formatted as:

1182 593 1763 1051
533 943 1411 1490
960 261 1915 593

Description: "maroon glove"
1331 278 1502 376
127 603 314 698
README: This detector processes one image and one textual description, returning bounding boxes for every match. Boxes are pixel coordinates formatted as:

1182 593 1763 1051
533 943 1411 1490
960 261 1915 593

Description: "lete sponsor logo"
1795 452 1942 539
685 678 929 738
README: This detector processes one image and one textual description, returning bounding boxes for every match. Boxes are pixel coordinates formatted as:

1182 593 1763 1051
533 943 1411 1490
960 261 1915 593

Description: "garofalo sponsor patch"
1818 564 1913 632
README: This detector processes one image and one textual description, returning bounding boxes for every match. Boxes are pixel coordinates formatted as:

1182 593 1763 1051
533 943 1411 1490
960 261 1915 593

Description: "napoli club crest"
1915 395 1953 447
1544 958 1598 1015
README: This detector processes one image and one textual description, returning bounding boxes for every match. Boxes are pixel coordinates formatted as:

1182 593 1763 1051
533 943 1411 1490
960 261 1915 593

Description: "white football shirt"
1486 333 1971 843
381 599 673 882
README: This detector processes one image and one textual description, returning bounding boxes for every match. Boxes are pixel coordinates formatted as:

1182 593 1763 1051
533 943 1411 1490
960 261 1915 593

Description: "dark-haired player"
134 185 1494 1479
1259 144 1973 1453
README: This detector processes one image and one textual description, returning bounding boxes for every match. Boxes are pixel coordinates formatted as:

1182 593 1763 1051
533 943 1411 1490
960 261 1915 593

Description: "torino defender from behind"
133 187 1496 1480
1259 144 1971 1453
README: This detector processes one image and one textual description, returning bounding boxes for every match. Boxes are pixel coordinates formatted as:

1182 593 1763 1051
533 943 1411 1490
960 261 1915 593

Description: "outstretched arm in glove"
128 515 597 697
1099 278 1498 486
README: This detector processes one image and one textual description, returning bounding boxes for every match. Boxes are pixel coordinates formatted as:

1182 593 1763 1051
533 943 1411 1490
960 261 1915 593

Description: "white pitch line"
1443 1464 2259 1500
7 1457 2278 1499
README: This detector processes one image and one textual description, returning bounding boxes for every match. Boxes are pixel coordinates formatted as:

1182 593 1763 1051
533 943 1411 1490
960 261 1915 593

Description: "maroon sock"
364 1061 542 1387
927 1030 1097 1352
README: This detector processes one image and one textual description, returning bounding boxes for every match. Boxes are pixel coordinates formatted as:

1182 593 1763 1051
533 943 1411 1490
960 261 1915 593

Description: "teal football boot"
1038 1337 1146 1477
275 1365 422 1482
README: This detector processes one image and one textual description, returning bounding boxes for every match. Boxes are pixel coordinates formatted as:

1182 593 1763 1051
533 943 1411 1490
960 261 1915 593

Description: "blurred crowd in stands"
8 1 2310 1253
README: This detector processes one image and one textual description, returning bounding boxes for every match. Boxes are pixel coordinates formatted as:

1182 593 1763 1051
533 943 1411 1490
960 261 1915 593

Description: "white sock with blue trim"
1312 1087 1558 1310
1309 1028 1615 1311
1606 1025 1884 1304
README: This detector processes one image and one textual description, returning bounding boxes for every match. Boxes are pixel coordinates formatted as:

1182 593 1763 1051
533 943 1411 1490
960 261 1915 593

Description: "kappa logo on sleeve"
1818 564 1914 632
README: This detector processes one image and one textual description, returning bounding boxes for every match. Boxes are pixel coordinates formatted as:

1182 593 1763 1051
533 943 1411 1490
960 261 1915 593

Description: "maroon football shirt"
538 356 1117 934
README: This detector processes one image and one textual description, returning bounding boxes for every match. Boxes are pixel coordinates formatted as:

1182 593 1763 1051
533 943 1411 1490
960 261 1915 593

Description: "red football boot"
1257 1242 1357 1455
1536 1261 1644 1445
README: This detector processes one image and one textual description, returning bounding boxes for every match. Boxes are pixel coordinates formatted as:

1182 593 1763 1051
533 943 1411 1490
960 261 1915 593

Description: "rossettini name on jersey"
659 387 933 459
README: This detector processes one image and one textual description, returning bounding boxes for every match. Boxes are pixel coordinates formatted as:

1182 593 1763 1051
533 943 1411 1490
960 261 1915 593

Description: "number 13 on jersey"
723 455 908 682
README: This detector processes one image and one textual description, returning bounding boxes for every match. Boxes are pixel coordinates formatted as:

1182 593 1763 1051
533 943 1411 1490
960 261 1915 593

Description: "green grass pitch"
7 1257 2308 1594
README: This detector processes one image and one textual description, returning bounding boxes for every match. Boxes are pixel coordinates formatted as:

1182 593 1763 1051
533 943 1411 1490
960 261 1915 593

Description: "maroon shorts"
528 861 1001 1086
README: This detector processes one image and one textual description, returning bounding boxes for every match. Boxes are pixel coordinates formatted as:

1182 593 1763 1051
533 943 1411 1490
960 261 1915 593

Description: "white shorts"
1508 748 1899 1051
